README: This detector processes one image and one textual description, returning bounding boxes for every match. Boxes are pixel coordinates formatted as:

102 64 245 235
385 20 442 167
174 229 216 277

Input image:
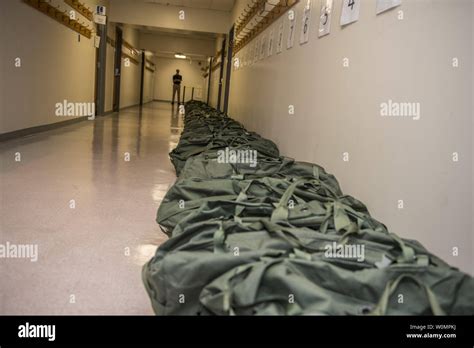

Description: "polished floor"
0 102 183 314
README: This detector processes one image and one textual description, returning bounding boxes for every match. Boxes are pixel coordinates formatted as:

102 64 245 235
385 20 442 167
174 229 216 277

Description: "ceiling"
143 0 235 12
126 24 217 59
153 51 208 61
134 25 220 40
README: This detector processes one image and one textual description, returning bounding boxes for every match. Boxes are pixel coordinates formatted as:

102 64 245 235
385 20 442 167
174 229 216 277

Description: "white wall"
229 0 473 274
0 0 108 134
153 57 206 102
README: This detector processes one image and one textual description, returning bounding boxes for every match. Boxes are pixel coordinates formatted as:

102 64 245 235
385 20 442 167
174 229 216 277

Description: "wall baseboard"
118 103 141 110
153 99 200 103
0 116 90 142
0 103 144 142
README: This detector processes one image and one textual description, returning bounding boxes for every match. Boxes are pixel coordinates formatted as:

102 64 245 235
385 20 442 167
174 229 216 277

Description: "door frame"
113 26 123 112
95 20 107 116
223 25 234 115
139 49 145 106
206 56 213 105
216 37 226 111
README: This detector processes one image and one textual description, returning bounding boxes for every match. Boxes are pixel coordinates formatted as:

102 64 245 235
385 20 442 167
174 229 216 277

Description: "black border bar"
0 315 472 345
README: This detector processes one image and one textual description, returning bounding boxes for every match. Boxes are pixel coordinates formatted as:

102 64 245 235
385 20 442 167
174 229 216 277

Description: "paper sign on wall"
340 0 360 26
376 0 401 14
94 34 101 48
233 57 240 70
276 21 284 54
267 29 274 57
318 0 333 37
93 13 106 25
252 41 255 63
287 9 296 49
299 0 312 45
260 35 266 60
254 39 259 63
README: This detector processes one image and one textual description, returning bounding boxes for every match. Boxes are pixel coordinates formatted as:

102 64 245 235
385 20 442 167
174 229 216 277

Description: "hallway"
0 102 181 314
0 0 473 331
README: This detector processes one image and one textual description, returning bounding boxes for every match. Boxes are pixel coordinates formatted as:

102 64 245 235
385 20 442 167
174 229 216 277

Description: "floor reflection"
1 101 177 314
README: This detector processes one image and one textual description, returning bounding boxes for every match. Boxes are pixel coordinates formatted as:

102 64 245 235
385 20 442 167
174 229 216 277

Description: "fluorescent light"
175 53 186 59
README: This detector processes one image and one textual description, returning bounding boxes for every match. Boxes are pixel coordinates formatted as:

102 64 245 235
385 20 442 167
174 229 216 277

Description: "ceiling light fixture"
174 53 186 59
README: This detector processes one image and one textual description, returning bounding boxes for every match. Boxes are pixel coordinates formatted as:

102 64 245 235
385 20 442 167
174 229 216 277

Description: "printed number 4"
348 0 355 10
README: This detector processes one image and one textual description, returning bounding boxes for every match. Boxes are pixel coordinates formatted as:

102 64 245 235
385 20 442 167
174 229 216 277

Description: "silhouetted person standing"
172 69 182 105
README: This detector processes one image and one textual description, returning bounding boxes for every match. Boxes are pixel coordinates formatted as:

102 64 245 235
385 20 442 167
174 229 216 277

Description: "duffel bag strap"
370 274 445 315
338 229 417 265
270 178 320 222
271 177 343 223
213 222 228 254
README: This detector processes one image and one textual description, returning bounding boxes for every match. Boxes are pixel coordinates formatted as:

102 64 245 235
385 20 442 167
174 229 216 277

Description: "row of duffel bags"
143 101 474 315
145 206 474 315
169 101 280 175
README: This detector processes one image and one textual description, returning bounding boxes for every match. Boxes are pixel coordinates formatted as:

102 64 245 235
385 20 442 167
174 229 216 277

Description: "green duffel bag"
178 152 294 180
157 175 344 235
144 209 463 315
268 177 387 234
169 142 220 175
200 254 474 315
199 254 474 315
142 218 357 315
158 174 382 237
170 139 280 176
142 218 284 315
178 152 342 195
215 132 281 159
170 202 448 271
156 182 273 235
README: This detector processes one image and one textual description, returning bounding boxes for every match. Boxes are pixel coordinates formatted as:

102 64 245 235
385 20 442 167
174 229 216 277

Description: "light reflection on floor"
0 101 182 314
